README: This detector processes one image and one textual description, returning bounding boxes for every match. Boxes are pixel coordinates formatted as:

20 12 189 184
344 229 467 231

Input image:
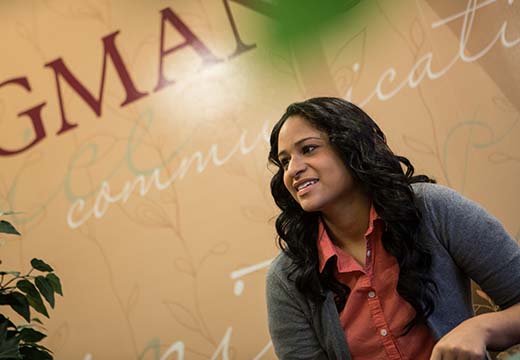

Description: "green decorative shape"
0 221 20 236
267 0 364 51
138 337 160 360
45 274 62 296
30 259 53 273
35 277 55 309
503 355 520 360
15 281 48 318
0 271 20 277
0 211 17 216
18 328 46 343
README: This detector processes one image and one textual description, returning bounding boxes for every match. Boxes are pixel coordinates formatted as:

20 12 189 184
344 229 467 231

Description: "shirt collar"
317 205 380 273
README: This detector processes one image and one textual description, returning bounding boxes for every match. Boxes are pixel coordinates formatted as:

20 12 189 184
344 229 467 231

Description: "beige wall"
0 0 519 359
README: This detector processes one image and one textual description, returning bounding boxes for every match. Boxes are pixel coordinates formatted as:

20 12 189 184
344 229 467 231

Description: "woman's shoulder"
411 182 492 217
266 251 303 305
267 251 294 282
410 182 482 216
411 182 460 202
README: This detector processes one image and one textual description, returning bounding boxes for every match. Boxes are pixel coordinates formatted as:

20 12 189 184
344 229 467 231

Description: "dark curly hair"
268 97 437 333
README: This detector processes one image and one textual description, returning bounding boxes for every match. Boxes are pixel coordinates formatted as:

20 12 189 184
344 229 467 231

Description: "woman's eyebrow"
277 136 322 158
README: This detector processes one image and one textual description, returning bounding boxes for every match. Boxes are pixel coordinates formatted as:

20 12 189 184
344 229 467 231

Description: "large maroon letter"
221 0 258 58
154 8 223 92
45 30 148 135
0 77 47 156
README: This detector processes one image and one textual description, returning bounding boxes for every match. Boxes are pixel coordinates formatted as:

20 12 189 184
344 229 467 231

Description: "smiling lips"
295 179 319 195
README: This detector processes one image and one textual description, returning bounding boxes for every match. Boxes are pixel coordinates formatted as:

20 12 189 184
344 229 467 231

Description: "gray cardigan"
266 183 520 359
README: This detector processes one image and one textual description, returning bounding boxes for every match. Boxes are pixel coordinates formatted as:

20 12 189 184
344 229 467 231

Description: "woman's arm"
430 302 520 360
266 266 329 360
419 184 520 359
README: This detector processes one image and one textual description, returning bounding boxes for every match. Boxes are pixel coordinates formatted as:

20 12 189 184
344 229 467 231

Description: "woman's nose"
286 156 306 178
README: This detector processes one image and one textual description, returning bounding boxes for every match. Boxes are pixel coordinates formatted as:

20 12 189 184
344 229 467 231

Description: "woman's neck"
321 192 372 249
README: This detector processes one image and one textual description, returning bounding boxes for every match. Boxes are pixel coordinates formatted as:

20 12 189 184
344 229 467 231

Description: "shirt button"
380 329 388 336
367 250 371 257
368 291 376 299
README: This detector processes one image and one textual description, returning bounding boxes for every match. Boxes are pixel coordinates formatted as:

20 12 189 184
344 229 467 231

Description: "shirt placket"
365 233 404 360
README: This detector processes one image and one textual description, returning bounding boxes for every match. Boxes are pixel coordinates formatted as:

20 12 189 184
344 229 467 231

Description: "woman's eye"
302 145 317 154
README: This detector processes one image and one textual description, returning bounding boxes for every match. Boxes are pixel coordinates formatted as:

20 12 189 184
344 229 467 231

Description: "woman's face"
276 115 361 214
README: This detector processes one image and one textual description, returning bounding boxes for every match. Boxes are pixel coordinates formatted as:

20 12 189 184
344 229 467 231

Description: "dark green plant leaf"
6 330 18 341
0 315 16 331
19 345 52 360
15 280 35 295
45 274 62 296
30 318 43 325
0 294 11 306
9 292 30 323
0 293 30 323
30 259 53 273
0 220 20 236
16 281 48 318
19 328 46 343
27 295 48 318
0 321 21 359
34 277 54 309
27 343 52 354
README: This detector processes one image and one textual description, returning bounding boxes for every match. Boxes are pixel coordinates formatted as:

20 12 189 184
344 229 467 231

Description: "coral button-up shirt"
317 207 436 360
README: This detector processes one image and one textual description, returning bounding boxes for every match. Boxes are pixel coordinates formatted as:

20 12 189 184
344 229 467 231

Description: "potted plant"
0 211 63 359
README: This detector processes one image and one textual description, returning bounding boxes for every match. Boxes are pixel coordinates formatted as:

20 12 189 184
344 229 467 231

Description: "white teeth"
297 180 317 191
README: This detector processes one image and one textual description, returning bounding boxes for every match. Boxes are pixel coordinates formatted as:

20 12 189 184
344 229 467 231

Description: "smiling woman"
276 115 361 216
266 97 520 360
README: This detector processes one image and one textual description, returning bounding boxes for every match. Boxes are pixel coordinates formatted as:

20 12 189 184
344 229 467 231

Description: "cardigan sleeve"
266 257 329 360
416 183 520 309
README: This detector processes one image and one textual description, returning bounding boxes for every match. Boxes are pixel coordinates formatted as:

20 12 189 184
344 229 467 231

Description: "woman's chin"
299 201 322 213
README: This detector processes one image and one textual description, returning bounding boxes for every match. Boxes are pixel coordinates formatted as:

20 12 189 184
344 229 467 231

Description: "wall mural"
0 0 519 358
